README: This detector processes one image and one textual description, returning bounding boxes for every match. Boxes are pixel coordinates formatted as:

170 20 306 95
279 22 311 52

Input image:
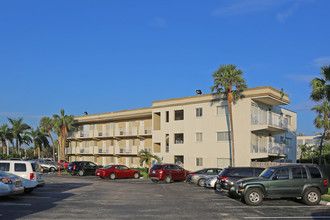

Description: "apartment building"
66 86 297 171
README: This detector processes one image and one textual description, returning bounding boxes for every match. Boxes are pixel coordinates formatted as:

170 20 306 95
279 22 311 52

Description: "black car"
67 161 102 176
216 167 265 192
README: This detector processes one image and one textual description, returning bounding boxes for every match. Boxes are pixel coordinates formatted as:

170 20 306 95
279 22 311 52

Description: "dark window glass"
0 163 10 171
274 168 289 180
195 170 206 174
308 167 321 178
227 168 253 177
255 168 265 176
292 167 303 179
15 163 27 172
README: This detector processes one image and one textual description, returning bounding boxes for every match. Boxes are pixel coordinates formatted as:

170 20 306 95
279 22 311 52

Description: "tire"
70 172 76 176
151 179 159 183
133 172 140 179
302 188 321 205
244 188 263 206
164 175 172 184
214 182 221 191
78 170 84 176
110 173 116 180
50 167 56 173
198 178 206 187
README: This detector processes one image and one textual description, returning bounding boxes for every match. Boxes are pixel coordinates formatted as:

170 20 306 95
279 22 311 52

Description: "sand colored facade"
66 86 297 171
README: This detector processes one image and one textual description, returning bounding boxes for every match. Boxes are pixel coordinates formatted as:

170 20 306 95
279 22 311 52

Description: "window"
286 138 292 147
94 157 97 162
110 157 114 163
174 133 184 144
175 110 184 120
292 167 308 179
297 139 303 145
0 163 10 171
196 108 203 117
196 158 203 166
286 115 292 125
217 131 231 142
217 105 228 116
131 157 135 164
196 132 203 142
166 134 169 153
14 163 26 172
166 111 169 122
132 139 136 146
274 168 289 180
308 166 322 178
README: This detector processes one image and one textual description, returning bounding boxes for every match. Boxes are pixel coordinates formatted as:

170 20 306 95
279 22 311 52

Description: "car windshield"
260 168 276 179
0 170 8 176
104 165 113 169
151 165 163 170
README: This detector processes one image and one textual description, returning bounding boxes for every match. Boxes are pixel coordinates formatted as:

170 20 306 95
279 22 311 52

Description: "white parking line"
224 206 329 208
245 217 330 219
0 203 31 206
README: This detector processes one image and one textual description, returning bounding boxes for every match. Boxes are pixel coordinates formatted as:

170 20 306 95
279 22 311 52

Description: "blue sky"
1 0 330 136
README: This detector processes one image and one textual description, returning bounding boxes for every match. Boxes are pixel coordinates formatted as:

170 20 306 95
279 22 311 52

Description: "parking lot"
1 174 330 219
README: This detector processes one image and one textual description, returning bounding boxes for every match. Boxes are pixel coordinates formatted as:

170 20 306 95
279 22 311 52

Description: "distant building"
66 86 297 171
296 134 323 159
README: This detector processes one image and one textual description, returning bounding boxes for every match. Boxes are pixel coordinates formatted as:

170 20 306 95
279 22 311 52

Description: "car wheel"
164 175 172 184
244 188 263 206
78 170 84 176
151 179 159 183
133 172 140 179
110 173 116 180
302 188 321 205
214 182 221 191
50 167 56 173
198 178 206 187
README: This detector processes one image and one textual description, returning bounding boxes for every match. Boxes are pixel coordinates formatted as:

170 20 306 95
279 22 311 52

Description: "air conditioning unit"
120 149 124 153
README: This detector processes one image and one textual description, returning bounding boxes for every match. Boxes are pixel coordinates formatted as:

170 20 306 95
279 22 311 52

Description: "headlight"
1 178 12 184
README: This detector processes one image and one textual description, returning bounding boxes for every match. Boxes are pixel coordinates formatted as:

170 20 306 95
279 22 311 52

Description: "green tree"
310 65 330 102
311 101 330 164
28 128 49 159
40 117 55 161
138 149 161 173
211 64 247 167
7 117 31 154
298 144 313 160
21 132 32 159
0 124 13 154
53 109 74 162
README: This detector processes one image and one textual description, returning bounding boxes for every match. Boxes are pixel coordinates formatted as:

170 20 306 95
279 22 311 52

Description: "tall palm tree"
0 124 13 154
40 117 55 161
138 149 161 173
310 65 330 102
211 64 247 167
311 101 330 164
21 133 32 159
28 128 49 159
7 117 31 154
53 109 74 162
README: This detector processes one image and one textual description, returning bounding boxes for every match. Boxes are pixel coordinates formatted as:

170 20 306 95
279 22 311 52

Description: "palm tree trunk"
48 131 55 162
226 89 235 167
2 141 6 154
38 147 40 159
318 131 326 165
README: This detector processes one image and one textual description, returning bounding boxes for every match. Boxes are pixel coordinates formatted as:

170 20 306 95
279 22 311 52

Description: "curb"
320 200 330 206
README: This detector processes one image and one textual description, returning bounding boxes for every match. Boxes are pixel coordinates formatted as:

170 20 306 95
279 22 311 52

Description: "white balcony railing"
251 111 288 130
251 141 287 155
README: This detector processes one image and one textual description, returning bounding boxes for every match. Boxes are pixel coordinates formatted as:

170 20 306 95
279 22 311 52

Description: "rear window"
151 165 163 170
0 163 10 171
15 163 27 172
225 168 253 177
308 166 322 178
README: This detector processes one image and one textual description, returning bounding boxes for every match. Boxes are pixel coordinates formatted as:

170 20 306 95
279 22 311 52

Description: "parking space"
1 174 330 219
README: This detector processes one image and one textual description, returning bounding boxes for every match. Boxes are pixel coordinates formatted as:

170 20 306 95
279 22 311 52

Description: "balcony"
65 148 72 154
251 141 287 156
79 148 90 154
251 112 288 134
96 146 114 154
138 127 152 136
114 146 138 155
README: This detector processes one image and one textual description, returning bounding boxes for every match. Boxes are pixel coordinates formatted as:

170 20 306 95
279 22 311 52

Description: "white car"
0 160 45 193
204 176 218 189
0 170 24 196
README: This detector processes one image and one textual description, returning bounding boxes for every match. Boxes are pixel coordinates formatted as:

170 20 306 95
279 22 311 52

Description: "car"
149 164 189 183
36 160 61 173
0 170 24 196
188 168 223 187
59 160 70 169
233 164 329 206
0 160 45 193
67 161 102 176
215 167 265 191
95 165 140 180
204 176 218 189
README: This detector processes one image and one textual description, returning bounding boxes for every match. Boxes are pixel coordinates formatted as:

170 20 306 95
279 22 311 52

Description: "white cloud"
314 56 330 67
149 17 166 28
291 101 314 112
285 74 316 83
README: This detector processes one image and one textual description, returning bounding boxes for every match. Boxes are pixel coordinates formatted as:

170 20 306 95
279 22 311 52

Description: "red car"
95 165 140 180
149 164 189 183
59 160 70 169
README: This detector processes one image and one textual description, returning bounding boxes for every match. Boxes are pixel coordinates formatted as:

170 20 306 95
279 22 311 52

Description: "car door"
291 167 308 195
174 165 185 180
165 165 176 179
114 166 123 178
120 166 131 178
267 167 292 197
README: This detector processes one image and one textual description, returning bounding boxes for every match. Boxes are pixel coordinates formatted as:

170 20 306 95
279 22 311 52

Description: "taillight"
220 177 229 181
73 165 76 169
30 173 35 180
190 174 195 176
324 179 328 187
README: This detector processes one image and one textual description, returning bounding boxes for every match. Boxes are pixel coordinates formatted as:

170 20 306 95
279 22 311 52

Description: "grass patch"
321 188 330 202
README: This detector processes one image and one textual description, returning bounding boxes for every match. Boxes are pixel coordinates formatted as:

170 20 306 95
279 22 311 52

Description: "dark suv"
233 164 328 206
216 167 265 191
67 161 102 176
149 164 189 183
